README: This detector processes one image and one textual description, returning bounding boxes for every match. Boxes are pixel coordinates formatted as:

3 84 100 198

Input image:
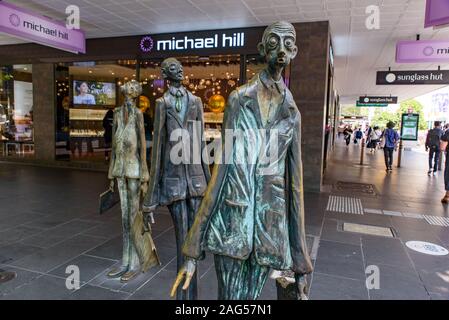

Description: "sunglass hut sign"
140 32 245 53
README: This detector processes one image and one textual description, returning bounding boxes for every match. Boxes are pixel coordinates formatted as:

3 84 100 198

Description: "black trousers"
384 147 394 168
168 197 202 300
444 153 449 191
429 147 440 171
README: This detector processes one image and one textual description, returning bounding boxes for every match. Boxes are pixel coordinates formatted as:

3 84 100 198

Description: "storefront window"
139 55 241 142
245 55 266 82
0 64 34 157
55 60 137 162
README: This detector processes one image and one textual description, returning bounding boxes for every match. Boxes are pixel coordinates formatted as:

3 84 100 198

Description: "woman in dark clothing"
343 126 353 146
103 109 114 161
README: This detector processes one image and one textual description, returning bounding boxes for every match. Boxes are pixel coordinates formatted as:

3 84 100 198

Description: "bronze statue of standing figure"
144 58 211 300
107 80 153 282
171 21 313 300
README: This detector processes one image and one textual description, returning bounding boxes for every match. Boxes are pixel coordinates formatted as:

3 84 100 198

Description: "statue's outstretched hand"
295 273 309 300
170 258 197 297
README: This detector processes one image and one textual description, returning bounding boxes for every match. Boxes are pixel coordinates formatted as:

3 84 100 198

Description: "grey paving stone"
429 292 449 300
367 264 430 300
0 265 41 296
83 221 123 239
258 277 278 300
0 225 44 244
310 272 368 300
320 218 361 245
362 235 413 269
417 268 449 295
128 269 177 300
406 250 449 271
0 274 75 300
153 228 177 249
48 254 116 283
314 240 365 280
325 211 393 228
151 213 176 232
0 242 41 264
68 285 130 300
23 214 74 230
11 235 107 273
21 220 102 248
198 266 218 300
153 242 177 272
84 236 123 261
20 233 69 249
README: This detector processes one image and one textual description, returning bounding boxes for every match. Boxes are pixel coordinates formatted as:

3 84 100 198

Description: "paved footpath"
0 140 448 299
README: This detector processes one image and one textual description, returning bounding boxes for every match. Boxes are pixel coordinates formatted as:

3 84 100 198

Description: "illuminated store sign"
140 32 245 53
376 70 449 85
0 1 85 54
425 0 449 28
396 40 449 63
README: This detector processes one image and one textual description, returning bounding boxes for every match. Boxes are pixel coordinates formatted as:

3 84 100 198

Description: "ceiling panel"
0 0 447 105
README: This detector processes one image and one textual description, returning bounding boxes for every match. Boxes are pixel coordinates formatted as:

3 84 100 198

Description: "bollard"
397 139 403 168
360 138 365 165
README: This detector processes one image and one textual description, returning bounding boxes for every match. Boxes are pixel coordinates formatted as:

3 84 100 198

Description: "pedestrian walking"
343 126 353 146
354 128 363 145
368 126 381 153
382 121 400 172
440 128 449 203
425 121 443 176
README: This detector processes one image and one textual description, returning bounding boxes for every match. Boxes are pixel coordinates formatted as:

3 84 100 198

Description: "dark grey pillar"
291 22 330 193
32 63 55 161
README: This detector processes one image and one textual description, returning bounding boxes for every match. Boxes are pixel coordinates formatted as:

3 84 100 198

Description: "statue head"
257 21 297 69
161 57 184 82
120 80 142 99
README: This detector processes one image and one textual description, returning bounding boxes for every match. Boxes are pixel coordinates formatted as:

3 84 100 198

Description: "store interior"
0 64 34 157
55 55 266 163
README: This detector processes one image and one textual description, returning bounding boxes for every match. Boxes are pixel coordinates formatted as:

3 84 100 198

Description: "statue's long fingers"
182 273 193 290
170 273 184 297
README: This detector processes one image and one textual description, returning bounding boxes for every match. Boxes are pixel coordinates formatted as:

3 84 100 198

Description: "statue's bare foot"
107 266 128 278
120 269 140 283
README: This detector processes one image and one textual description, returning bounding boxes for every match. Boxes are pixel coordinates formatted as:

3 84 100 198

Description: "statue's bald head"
161 57 184 82
258 21 297 68
262 21 296 47
120 80 142 99
161 57 181 71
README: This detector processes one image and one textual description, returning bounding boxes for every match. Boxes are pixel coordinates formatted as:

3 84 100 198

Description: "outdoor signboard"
0 1 85 54
425 0 449 28
401 113 420 141
377 70 449 85
396 40 449 63
356 102 388 107
358 96 398 104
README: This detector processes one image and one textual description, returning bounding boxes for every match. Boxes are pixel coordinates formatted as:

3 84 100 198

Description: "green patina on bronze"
106 80 158 283
173 21 313 300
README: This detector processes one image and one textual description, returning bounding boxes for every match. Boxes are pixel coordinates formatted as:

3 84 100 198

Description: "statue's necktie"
175 90 182 113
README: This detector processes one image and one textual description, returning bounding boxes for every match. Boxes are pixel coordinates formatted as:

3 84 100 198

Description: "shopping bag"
131 210 161 272
99 187 120 214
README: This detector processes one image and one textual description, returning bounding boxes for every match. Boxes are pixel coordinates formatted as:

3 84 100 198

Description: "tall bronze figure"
144 58 211 300
172 21 313 300
107 80 151 282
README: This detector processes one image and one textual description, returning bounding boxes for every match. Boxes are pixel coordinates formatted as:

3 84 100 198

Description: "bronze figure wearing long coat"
172 21 313 300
